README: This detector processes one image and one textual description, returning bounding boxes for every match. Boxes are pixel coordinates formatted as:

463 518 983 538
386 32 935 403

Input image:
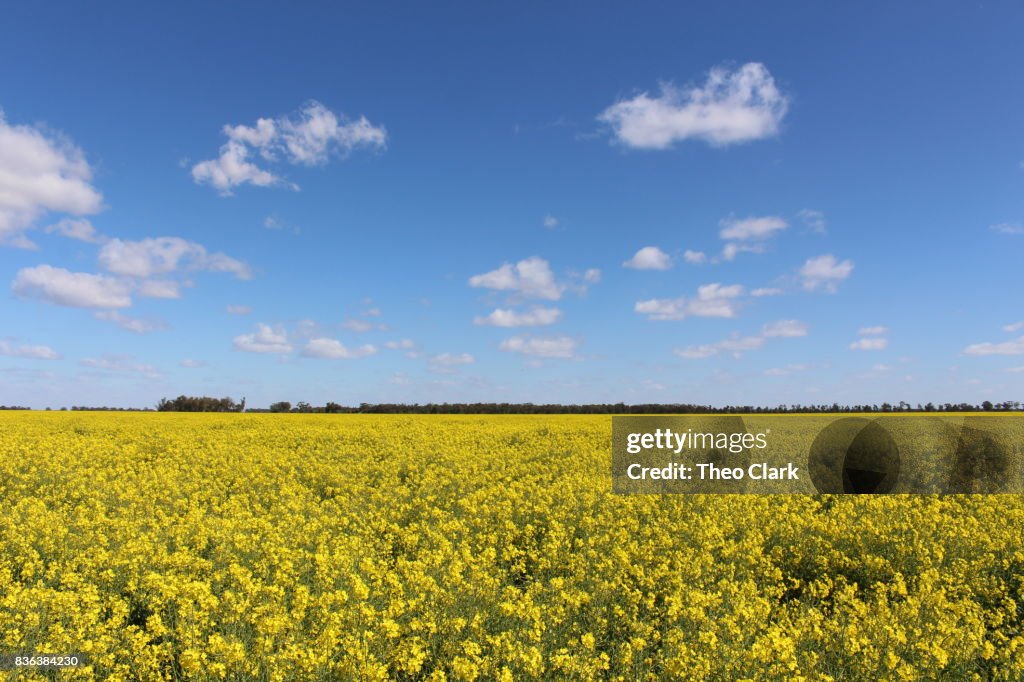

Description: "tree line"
154 397 1023 413
3 397 1019 413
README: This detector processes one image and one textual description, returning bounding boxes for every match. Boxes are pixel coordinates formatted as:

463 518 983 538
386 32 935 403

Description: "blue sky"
1 1 1022 409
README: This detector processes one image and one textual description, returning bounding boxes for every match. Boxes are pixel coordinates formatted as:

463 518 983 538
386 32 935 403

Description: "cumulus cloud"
137 279 181 299
44 217 105 243
226 305 252 315
98 237 251 280
718 216 787 261
963 336 1024 356
0 111 103 247
13 264 132 308
764 363 814 376
675 334 764 359
990 222 1024 235
180 358 205 368
302 337 377 359
850 338 889 351
796 209 826 234
761 319 808 338
192 101 387 194
719 216 787 241
233 324 292 354
474 307 562 327
429 352 475 372
191 141 281 195
80 354 160 378
799 254 854 292
683 249 707 265
0 340 60 360
858 326 889 336
384 339 415 350
635 283 744 321
94 310 164 334
623 246 672 270
598 62 789 150
751 287 783 297
542 214 559 229
1003 321 1024 333
341 318 374 333
674 318 807 359
499 335 579 359
469 257 567 300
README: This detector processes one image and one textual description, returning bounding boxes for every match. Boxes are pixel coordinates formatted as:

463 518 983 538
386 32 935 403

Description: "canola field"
1 412 1023 681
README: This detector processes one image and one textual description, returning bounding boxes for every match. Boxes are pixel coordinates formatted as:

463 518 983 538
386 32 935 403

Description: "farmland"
1 412 1023 680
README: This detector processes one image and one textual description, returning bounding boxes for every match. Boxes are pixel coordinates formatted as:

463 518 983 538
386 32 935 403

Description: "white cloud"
341 318 374 333
193 101 386 194
429 352 476 372
93 310 163 334
1003 321 1024 333
718 216 787 261
675 334 764 359
799 254 854 292
623 246 672 270
1005 366 1024 373
226 305 252 315
469 257 565 300
582 268 602 284
302 337 377 359
0 111 103 247
764 363 813 376
850 338 889 351
191 141 282 196
474 307 562 327
98 237 251 280
683 249 707 264
719 216 787 241
796 209 826 234
542 214 559 229
635 283 744 321
499 335 579 359
180 358 204 368
0 340 60 360
44 217 105 243
761 319 808 338
233 324 292 354
137 279 181 299
963 336 1024 357
13 265 132 308
858 326 889 336
674 345 720 359
990 222 1024 235
751 287 782 297
720 242 766 262
384 338 415 350
674 319 806 359
598 62 788 150
364 307 382 317
80 354 160 378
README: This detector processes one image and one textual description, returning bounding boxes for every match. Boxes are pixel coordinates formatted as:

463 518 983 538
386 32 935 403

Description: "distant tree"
269 401 292 413
157 395 242 412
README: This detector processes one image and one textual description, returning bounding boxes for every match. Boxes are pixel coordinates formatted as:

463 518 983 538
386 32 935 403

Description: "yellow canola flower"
0 412 1022 680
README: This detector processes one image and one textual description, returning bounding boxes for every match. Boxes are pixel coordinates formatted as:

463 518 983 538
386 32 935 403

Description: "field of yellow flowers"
1 412 1022 680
